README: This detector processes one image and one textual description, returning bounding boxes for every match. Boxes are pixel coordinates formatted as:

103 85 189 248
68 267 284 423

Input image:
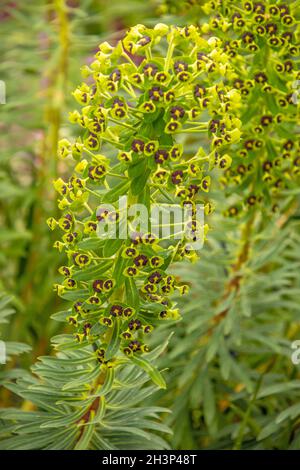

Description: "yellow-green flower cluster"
160 0 300 217
198 1 300 216
48 24 241 366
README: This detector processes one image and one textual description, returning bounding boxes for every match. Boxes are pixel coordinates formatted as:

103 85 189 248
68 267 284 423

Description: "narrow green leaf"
105 319 121 360
125 277 140 310
130 356 166 389
102 180 130 203
73 260 113 281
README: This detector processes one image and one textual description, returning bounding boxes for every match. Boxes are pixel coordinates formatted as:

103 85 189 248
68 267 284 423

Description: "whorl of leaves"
0 339 171 450
153 211 300 449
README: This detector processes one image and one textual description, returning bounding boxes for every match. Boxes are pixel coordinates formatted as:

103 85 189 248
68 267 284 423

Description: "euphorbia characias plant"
201 0 300 218
47 24 241 380
146 0 300 450
160 0 300 217
0 22 245 451
0 1 299 452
